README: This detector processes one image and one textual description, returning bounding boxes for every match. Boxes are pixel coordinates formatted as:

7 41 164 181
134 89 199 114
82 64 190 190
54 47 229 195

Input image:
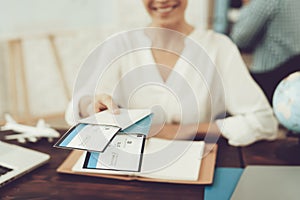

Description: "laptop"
0 141 50 187
231 165 300 200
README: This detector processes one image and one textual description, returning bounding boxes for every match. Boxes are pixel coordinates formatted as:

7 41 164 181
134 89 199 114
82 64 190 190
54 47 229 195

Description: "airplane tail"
0 114 17 131
4 114 17 124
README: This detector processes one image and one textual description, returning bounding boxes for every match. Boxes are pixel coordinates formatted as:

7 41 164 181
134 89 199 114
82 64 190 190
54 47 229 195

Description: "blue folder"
204 167 244 200
120 114 153 136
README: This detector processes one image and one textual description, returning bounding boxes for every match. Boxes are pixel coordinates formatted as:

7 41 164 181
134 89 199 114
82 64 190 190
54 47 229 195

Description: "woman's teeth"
156 6 174 13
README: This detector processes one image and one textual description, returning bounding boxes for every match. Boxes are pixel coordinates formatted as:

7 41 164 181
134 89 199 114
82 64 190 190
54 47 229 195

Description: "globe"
273 71 300 133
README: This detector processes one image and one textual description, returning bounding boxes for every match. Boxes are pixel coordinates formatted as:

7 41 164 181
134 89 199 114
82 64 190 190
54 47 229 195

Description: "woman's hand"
93 94 120 114
79 94 119 118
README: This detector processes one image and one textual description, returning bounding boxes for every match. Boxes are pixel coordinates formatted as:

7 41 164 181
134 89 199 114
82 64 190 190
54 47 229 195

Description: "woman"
71 0 278 146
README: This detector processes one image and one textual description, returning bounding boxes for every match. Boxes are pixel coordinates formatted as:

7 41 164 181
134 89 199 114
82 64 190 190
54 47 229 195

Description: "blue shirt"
230 0 300 72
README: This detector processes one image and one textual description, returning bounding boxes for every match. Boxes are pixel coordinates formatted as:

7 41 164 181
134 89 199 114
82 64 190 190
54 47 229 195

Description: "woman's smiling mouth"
151 2 180 14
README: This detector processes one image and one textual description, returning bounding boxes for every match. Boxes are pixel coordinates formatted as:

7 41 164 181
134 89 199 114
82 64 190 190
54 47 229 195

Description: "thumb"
96 94 120 114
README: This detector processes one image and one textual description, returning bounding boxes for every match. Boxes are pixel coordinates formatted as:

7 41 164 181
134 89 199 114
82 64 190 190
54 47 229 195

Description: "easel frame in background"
4 34 71 126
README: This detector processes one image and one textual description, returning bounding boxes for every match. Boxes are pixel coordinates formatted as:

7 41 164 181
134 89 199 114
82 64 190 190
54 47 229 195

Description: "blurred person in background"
230 0 300 103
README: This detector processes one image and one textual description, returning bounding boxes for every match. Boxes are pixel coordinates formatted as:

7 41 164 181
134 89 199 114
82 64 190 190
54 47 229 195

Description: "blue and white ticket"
55 124 120 152
83 134 145 172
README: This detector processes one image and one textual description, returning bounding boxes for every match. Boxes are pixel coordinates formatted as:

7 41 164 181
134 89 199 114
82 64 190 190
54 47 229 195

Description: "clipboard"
57 144 217 185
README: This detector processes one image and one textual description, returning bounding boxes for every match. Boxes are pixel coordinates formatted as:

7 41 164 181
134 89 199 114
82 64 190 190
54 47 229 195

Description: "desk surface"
241 136 300 165
0 130 297 200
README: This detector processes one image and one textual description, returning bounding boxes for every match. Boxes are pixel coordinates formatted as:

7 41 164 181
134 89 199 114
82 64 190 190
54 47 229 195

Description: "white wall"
0 42 8 121
0 0 209 123
0 0 116 39
0 0 208 38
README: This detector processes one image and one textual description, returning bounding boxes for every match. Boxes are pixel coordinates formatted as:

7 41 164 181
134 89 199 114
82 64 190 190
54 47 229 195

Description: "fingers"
94 94 120 114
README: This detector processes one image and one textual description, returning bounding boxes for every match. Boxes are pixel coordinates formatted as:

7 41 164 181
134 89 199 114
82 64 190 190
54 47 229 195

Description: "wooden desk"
3 129 298 199
241 137 300 166
0 130 241 200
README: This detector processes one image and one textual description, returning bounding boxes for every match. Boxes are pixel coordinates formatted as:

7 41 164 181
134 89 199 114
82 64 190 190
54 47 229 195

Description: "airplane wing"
4 114 17 124
5 132 38 143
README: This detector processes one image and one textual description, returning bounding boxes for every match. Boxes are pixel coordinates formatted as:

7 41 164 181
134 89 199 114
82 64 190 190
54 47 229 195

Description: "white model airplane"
0 114 60 143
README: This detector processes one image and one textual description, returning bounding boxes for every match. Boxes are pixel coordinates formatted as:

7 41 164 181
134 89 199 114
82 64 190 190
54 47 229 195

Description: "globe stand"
275 131 300 164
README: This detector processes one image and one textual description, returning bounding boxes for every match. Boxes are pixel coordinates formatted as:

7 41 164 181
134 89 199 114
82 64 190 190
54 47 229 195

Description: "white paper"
65 124 120 152
140 138 205 181
79 109 151 130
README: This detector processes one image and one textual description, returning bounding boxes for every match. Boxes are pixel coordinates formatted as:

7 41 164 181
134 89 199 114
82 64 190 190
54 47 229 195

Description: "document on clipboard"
57 143 218 185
